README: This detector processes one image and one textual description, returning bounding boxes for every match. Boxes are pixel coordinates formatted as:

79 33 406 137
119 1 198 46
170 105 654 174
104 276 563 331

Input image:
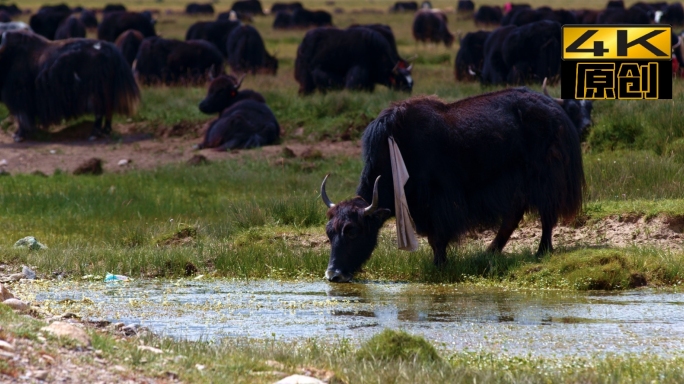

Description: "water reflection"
31 280 684 357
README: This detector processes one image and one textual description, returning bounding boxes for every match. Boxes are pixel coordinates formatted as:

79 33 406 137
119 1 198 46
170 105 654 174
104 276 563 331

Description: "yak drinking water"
320 89 586 282
196 75 280 150
0 31 140 141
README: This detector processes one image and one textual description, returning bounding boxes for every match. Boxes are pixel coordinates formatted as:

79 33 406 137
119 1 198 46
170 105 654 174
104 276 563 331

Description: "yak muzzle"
325 269 352 283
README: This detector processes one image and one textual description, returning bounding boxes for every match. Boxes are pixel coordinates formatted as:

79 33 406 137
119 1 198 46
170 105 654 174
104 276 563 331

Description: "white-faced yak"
0 31 140 141
320 88 588 282
196 75 280 150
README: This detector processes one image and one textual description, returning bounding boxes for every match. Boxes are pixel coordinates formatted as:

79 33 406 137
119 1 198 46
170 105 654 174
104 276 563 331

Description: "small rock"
3 298 29 311
187 154 209 166
0 350 14 360
31 370 48 380
0 284 14 301
8 273 24 281
22 266 36 280
0 340 14 352
275 374 326 384
49 150 57 154
41 322 90 346
112 365 127 372
0 159 7 167
173 355 187 363
117 159 131 166
195 364 205 371
137 345 164 354
121 324 140 336
40 354 54 364
13 236 48 250
73 158 103 175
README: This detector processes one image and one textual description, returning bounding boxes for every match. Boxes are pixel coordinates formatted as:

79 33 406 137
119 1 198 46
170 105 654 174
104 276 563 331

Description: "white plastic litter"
13 237 48 250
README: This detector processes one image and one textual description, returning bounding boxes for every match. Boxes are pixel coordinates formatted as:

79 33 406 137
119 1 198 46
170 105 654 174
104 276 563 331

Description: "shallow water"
29 280 684 357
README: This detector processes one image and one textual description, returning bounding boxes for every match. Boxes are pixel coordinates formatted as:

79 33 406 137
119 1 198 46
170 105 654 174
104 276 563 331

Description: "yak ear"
370 208 391 222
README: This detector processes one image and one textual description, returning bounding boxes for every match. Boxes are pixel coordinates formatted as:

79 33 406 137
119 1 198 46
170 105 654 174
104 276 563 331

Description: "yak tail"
109 44 140 116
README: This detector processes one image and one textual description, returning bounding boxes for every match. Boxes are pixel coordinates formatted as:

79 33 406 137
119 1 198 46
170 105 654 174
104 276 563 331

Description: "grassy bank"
2 305 683 383
1 152 683 289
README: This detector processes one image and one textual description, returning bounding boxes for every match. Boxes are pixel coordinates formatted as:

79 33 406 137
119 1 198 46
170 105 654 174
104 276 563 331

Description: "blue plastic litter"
104 272 130 282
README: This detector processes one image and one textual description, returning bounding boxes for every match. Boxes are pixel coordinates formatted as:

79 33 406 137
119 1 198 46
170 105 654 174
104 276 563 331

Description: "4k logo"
562 26 671 60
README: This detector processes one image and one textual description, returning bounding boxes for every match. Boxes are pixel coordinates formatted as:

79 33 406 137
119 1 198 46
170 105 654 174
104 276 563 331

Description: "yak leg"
103 113 113 135
90 116 104 141
486 206 526 253
13 114 35 143
536 213 557 256
428 235 448 266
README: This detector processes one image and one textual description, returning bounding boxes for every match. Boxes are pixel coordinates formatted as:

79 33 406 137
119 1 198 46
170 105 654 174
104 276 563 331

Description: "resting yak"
185 19 240 57
196 75 280 150
0 31 139 141
225 24 278 74
134 37 224 85
320 88 586 282
54 16 86 40
295 27 413 94
98 11 156 42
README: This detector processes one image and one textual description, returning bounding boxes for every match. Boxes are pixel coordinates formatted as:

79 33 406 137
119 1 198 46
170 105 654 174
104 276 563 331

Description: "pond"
26 279 684 357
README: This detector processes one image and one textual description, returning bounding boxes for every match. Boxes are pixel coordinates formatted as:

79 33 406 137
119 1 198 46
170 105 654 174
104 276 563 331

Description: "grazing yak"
481 20 561 85
98 11 156 42
0 4 21 16
295 27 413 94
412 9 454 47
272 8 332 29
186 19 240 57
0 31 139 141
196 75 280 150
114 29 144 67
454 30 491 81
103 4 127 13
271 2 303 13
231 0 264 15
29 5 72 39
185 3 215 15
80 10 98 29
226 25 278 74
320 89 585 282
134 37 224 85
475 5 503 25
54 16 86 40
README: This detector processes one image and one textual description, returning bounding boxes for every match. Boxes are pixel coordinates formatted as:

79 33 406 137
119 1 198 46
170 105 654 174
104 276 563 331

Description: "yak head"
321 174 391 283
542 78 593 137
389 61 413 93
198 74 244 114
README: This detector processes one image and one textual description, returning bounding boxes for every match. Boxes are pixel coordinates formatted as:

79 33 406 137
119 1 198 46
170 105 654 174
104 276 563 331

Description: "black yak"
98 11 156 42
0 11 11 23
475 5 503 25
80 10 98 29
226 25 278 74
196 75 280 150
273 11 292 29
186 19 240 57
29 5 72 39
114 29 144 67
185 3 215 15
54 16 86 40
0 31 139 141
295 27 413 94
320 89 585 282
134 37 224 85
103 4 127 13
231 0 264 15
271 2 303 13
455 30 491 81
0 4 21 17
412 9 455 47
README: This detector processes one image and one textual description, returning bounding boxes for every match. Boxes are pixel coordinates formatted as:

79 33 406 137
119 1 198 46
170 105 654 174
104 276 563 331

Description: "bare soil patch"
0 122 361 175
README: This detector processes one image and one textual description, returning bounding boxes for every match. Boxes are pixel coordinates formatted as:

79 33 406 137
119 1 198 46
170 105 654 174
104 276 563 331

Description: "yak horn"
407 64 413 71
321 174 335 208
363 176 381 216
236 74 246 90
468 65 476 76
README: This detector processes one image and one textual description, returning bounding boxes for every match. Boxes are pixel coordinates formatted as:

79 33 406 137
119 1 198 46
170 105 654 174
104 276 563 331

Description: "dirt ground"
0 121 361 175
